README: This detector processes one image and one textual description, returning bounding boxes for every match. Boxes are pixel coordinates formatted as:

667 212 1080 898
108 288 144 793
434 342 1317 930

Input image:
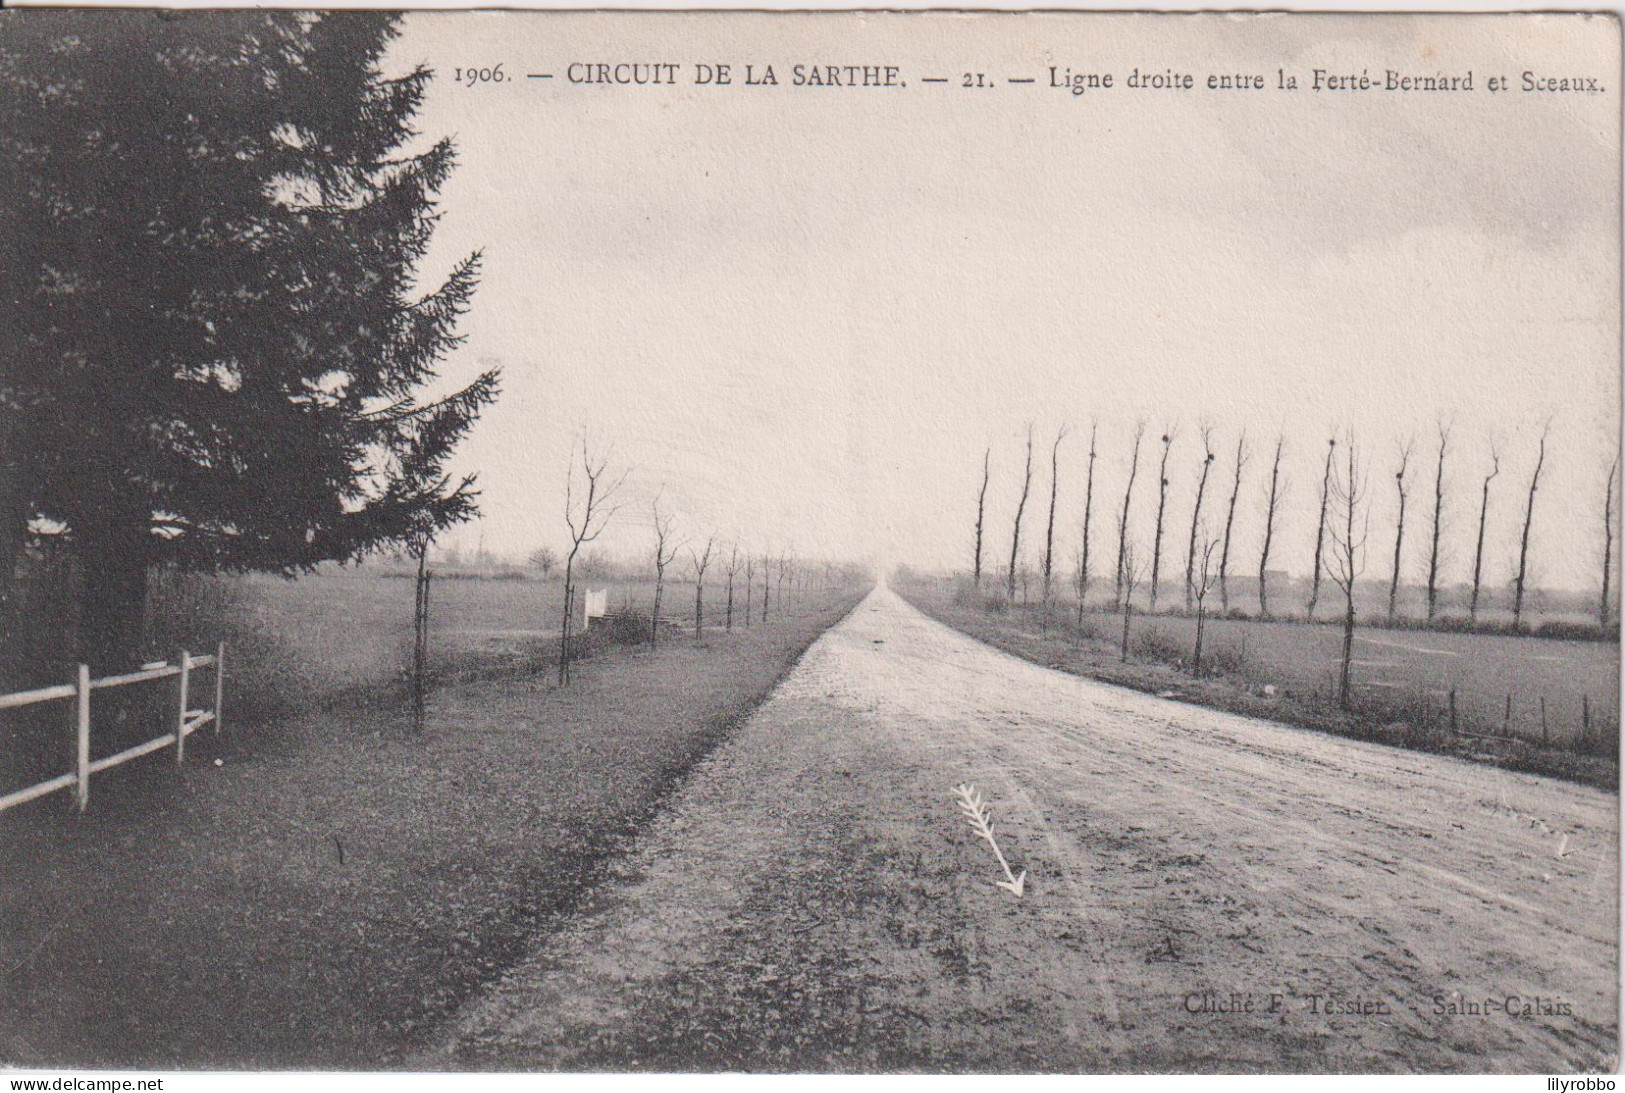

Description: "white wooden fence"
0 643 225 814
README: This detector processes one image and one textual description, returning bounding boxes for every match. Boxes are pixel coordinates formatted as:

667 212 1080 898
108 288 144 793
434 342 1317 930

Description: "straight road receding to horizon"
433 583 1618 1073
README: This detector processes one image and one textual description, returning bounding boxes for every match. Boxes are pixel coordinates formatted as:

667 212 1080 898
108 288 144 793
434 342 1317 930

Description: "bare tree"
1424 421 1451 623
1257 435 1285 618
1604 456 1619 629
1387 437 1414 621
690 535 715 640
724 543 740 631
775 551 791 617
560 435 626 685
1469 442 1500 624
1218 430 1249 613
973 447 990 590
1119 540 1145 663
1307 435 1336 618
743 553 754 628
1149 426 1178 610
1075 420 1099 629
528 546 559 578
760 551 770 623
1115 421 1146 611
1190 532 1220 676
1512 421 1550 630
650 496 682 648
1041 424 1070 610
1184 423 1216 611
1008 424 1035 599
1326 433 1369 708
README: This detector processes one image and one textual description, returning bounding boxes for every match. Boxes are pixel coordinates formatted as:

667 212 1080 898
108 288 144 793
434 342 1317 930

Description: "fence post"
75 664 90 813
1449 687 1458 734
1583 693 1592 748
1503 692 1512 737
176 650 190 766
1540 696 1548 745
214 641 225 736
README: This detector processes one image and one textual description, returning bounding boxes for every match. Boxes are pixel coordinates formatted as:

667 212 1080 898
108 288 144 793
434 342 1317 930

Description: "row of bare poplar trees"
556 434 833 685
973 420 1620 638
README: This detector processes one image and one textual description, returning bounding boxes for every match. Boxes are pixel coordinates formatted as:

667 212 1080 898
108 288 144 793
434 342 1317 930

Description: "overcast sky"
390 12 1619 592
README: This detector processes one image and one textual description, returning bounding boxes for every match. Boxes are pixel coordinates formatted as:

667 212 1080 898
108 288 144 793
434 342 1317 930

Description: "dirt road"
432 585 1619 1073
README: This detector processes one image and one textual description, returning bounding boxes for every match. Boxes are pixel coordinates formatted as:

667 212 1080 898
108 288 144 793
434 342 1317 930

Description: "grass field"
149 568 762 712
1092 608 1617 746
893 577 1618 788
0 579 864 1068
0 567 781 790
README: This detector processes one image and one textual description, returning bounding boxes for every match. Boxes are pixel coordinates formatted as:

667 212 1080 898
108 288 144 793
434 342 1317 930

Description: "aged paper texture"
0 9 1618 1076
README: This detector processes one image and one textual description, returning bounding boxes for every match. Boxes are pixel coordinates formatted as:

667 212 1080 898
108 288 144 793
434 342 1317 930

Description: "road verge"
0 589 866 1069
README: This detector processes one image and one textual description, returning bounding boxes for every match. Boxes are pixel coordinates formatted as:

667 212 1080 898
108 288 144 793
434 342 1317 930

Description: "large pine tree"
0 11 499 669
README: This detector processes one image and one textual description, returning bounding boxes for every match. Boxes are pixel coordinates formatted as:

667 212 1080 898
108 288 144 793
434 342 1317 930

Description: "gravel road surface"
432 585 1619 1072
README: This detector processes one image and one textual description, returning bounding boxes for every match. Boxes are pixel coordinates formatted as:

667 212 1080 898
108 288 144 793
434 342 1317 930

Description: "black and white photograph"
0 7 1619 1079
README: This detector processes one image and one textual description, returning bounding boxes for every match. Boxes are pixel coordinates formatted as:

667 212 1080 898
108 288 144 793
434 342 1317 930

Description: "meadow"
147 567 742 712
1093 608 1618 747
1 565 785 791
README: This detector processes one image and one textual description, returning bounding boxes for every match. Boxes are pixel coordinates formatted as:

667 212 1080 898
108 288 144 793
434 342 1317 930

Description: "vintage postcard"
0 8 1618 1079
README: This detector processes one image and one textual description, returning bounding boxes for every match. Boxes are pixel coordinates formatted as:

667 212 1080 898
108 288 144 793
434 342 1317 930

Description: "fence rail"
0 643 225 815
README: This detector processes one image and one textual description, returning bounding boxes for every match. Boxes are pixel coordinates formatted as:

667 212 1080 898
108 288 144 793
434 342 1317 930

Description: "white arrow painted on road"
953 783 1026 898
